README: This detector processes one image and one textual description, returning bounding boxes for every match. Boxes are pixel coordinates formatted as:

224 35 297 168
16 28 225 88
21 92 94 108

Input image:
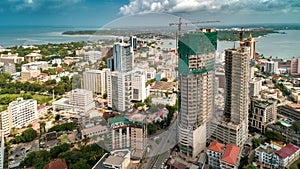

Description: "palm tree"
39 122 46 135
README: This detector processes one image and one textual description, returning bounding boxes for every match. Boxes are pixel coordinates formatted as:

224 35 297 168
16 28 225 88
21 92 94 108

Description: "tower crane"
169 17 220 36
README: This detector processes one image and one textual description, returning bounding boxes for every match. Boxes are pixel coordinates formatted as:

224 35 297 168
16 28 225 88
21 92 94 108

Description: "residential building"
132 71 147 102
265 61 279 75
111 41 133 72
211 47 250 147
44 158 68 169
3 63 16 74
84 51 102 64
0 98 38 136
107 71 132 112
0 130 4 169
255 143 281 168
177 30 216 160
267 124 300 146
21 61 49 71
220 144 241 169
250 97 277 133
83 69 107 94
21 69 41 81
290 57 300 75
0 54 24 64
207 141 225 169
144 68 156 81
25 53 42 62
275 143 300 168
102 149 130 169
108 116 147 158
69 89 95 112
249 78 263 97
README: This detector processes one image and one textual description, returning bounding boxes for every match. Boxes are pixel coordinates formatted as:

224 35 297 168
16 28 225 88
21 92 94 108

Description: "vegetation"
102 92 107 99
243 165 259 169
50 143 71 158
274 83 289 96
10 128 38 144
252 138 261 149
20 150 50 169
292 121 300 134
146 78 156 86
160 77 168 82
133 102 145 109
147 123 157 135
239 156 249 169
0 93 51 105
48 122 78 132
264 130 284 141
40 122 46 135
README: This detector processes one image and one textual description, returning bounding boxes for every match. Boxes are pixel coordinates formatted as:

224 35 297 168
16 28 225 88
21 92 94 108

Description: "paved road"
143 120 178 169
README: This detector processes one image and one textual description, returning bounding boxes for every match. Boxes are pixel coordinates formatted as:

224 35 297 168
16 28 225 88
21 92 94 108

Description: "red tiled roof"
44 158 67 169
221 144 241 165
275 144 299 159
208 141 224 153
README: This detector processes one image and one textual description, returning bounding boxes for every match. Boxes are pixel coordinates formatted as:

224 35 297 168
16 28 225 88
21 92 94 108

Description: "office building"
177 29 216 160
111 41 133 72
84 51 102 64
107 71 132 112
83 69 107 94
69 89 95 112
100 149 130 169
0 98 38 136
130 36 137 51
211 47 250 147
0 130 4 169
250 97 277 133
132 71 147 102
277 104 300 121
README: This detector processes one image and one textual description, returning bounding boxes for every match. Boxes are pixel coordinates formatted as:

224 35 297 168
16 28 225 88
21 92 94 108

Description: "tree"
50 143 71 158
292 121 300 133
160 78 168 82
70 158 90 169
147 123 157 135
40 122 46 135
252 138 261 149
102 92 107 99
133 102 145 109
264 130 284 141
239 156 249 169
55 114 61 121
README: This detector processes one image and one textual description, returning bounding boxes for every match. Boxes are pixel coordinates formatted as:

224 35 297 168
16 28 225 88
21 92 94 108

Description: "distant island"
62 29 279 41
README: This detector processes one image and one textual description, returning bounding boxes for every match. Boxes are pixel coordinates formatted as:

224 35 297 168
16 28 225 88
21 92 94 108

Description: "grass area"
0 105 7 112
59 135 69 144
0 94 52 105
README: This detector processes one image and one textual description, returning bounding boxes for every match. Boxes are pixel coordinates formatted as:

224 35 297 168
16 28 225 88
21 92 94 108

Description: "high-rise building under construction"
211 46 250 147
177 29 217 160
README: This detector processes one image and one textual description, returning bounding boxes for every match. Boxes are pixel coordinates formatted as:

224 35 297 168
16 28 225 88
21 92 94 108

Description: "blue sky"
0 0 300 27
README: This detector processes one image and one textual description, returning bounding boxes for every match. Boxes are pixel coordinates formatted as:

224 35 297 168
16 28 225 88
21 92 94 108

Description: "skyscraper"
211 46 250 147
111 41 133 72
177 29 217 160
107 70 132 112
83 69 107 94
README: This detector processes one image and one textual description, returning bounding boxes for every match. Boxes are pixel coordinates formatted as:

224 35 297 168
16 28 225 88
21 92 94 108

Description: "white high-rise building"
0 130 4 169
265 61 279 75
69 89 95 112
211 47 250 147
83 69 107 94
107 71 132 112
112 42 133 72
132 71 147 102
177 30 216 160
0 98 38 136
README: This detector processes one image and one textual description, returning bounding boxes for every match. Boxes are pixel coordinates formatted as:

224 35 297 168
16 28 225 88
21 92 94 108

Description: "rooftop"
103 156 124 166
43 158 67 169
221 144 241 166
275 144 299 159
151 81 176 91
208 141 225 153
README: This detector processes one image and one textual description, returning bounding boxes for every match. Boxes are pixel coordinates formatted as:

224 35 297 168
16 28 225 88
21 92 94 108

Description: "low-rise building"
81 124 108 140
25 53 42 62
220 144 241 169
275 143 300 168
255 143 281 167
207 141 225 169
277 104 300 121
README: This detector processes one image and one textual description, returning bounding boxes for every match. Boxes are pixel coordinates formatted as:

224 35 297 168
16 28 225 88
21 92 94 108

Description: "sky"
0 0 300 27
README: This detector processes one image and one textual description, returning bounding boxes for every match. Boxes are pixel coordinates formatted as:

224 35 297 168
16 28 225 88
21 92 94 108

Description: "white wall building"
69 89 95 112
83 69 107 94
132 71 147 102
0 98 38 136
265 61 279 75
107 71 132 112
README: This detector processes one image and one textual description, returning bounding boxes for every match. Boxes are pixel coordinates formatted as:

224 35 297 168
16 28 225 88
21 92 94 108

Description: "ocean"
0 26 299 59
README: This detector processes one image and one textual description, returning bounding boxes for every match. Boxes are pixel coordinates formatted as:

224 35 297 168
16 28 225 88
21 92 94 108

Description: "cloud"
1 0 82 13
119 0 300 15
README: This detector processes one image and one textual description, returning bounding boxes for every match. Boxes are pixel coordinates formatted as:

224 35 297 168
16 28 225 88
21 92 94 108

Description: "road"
142 120 178 169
